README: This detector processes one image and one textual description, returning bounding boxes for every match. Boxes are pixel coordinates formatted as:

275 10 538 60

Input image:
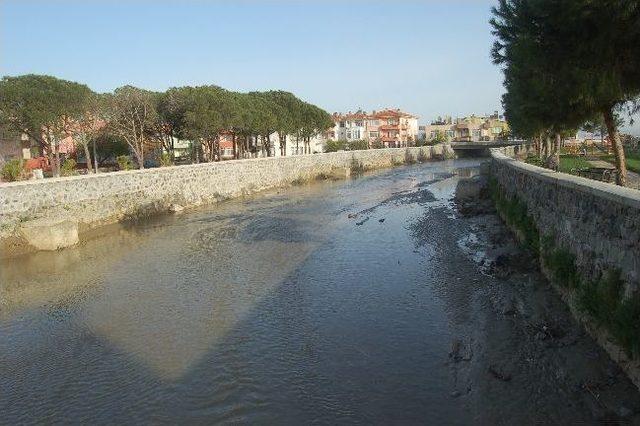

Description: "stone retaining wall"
0 145 453 253
490 148 640 387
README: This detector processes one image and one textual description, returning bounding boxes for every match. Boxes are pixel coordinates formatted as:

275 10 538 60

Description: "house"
421 113 509 143
329 108 419 147
0 127 33 164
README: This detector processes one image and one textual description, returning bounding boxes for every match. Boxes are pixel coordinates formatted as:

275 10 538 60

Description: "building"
328 109 418 148
0 127 33 164
419 113 509 143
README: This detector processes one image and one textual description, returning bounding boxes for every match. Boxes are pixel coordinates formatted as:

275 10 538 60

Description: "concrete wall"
0 145 453 252
490 148 640 386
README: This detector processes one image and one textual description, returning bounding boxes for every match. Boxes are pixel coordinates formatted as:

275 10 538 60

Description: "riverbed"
1 159 639 424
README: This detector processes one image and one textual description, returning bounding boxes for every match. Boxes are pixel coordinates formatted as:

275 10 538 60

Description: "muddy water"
1 159 639 424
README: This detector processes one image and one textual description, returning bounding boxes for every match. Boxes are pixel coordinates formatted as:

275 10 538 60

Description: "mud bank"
451 173 640 423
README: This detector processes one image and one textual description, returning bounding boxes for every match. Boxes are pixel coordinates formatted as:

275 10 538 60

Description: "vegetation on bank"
491 1 640 186
0 74 334 179
489 177 640 359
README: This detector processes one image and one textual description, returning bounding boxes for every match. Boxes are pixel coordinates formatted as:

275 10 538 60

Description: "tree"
491 0 640 185
105 86 158 169
181 86 238 162
91 133 129 166
0 74 94 177
74 93 108 173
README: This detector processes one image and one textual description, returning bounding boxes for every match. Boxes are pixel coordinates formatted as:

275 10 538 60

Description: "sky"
1 0 638 134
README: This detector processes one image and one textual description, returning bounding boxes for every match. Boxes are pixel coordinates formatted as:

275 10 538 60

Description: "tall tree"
0 74 93 177
105 86 158 169
492 0 640 185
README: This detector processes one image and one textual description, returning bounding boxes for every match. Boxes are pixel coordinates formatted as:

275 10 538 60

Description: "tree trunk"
92 137 99 173
53 141 61 177
554 133 561 155
603 107 627 187
83 143 93 174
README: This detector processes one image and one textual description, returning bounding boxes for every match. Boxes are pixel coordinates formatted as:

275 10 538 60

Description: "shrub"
324 140 347 153
416 148 428 163
117 155 133 171
347 139 369 151
404 149 416 164
159 153 173 167
1 159 25 182
370 138 385 149
60 158 78 176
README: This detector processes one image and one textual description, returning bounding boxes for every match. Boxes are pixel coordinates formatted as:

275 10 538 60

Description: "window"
430 131 437 139
369 120 379 126
446 130 455 138
353 130 360 139
346 131 352 139
355 121 363 127
369 131 379 138
339 121 345 128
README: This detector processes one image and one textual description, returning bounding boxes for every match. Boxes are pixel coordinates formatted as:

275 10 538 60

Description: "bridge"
449 140 528 156
450 140 526 150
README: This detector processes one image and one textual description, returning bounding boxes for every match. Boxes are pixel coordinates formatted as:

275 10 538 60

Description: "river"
1 159 639 424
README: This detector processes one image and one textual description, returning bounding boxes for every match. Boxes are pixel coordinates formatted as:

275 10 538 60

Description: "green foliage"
347 139 368 151
1 159 25 182
558 155 591 174
370 138 384 149
324 140 347 153
578 271 640 358
350 156 365 176
488 177 539 253
430 130 447 144
404 149 416 164
60 158 78 176
117 155 133 171
159 153 173 167
541 237 581 289
92 134 129 165
524 154 544 167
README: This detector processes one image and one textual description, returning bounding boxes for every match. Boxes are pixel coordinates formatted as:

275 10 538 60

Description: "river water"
2 159 639 424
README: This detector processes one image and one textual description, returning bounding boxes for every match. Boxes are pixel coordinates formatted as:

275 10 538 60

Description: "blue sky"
1 0 637 133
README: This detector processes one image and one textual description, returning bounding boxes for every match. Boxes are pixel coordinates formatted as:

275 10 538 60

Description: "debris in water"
356 217 369 226
379 218 385 223
488 365 512 382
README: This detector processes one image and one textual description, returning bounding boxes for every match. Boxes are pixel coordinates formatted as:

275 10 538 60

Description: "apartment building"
329 109 419 148
419 113 509 142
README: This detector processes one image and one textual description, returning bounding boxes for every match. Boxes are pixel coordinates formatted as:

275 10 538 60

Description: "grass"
524 154 590 175
604 150 640 174
558 155 591 174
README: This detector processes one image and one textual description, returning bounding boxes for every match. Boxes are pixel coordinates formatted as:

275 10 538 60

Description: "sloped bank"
489 147 640 388
0 145 454 256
